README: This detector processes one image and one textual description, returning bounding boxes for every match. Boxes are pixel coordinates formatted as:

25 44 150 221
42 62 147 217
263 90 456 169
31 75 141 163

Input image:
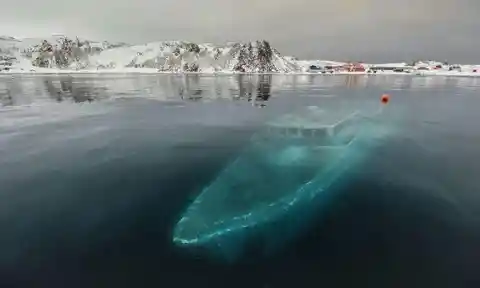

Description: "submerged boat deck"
260 106 361 146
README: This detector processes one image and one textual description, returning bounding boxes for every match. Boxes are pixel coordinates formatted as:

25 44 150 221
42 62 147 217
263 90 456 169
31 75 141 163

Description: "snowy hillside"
0 36 24 70
0 36 299 73
90 40 299 73
0 35 137 71
0 34 128 71
1 34 480 76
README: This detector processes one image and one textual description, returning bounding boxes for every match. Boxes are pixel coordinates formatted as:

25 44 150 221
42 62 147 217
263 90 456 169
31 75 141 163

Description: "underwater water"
0 74 479 288
172 105 393 261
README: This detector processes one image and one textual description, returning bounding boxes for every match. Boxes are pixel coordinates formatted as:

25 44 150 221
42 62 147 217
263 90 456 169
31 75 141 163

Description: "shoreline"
1 69 480 78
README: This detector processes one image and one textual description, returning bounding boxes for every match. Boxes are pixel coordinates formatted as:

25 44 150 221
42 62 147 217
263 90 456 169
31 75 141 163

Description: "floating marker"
381 94 390 104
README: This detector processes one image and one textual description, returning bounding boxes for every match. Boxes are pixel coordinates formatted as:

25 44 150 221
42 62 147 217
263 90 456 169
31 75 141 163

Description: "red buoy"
381 94 390 104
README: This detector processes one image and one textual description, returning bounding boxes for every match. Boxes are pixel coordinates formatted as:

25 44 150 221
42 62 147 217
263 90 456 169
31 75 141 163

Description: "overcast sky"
1 0 479 63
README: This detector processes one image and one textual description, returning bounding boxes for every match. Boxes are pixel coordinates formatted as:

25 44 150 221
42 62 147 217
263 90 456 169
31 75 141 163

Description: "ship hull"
172 109 388 262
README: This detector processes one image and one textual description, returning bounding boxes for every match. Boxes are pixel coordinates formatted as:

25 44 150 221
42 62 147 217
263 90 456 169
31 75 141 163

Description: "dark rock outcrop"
230 40 288 73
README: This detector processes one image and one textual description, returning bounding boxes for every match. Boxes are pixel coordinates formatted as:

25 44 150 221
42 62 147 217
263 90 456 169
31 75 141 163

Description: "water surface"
0 74 478 288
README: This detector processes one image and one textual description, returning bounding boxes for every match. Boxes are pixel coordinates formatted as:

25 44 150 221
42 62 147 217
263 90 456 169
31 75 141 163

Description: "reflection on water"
175 74 272 107
1 74 480 108
42 77 99 103
0 74 275 108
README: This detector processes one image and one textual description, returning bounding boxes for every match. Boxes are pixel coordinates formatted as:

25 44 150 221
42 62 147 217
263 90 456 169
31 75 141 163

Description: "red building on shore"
342 62 366 72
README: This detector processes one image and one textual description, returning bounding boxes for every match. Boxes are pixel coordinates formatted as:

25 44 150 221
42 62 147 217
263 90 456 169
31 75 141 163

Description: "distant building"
308 65 324 71
369 63 411 72
416 66 430 71
342 62 366 72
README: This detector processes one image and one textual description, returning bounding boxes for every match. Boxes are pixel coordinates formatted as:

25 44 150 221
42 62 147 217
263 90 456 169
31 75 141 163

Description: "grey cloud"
1 0 479 63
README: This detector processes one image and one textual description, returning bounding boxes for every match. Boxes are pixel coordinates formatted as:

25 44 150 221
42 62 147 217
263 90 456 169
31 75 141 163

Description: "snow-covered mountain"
0 34 128 71
1 34 480 75
0 35 300 73
90 40 299 73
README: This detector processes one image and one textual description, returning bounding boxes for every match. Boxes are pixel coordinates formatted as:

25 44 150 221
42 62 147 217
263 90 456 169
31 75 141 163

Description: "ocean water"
0 74 479 288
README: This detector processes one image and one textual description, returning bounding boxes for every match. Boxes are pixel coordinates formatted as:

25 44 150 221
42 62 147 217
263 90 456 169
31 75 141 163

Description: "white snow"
0 35 480 77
